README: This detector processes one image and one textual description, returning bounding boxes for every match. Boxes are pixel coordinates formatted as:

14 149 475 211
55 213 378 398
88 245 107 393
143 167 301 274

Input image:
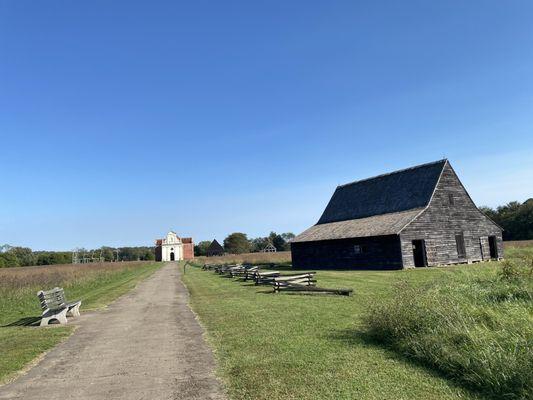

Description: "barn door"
412 240 427 267
488 236 498 259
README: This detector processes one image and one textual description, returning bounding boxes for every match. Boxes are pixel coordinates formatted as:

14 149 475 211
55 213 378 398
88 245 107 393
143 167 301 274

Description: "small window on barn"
354 245 363 254
448 193 455 205
455 233 466 258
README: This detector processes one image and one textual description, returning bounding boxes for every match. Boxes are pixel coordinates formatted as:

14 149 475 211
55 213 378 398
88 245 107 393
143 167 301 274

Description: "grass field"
183 245 532 400
195 251 291 265
0 261 160 384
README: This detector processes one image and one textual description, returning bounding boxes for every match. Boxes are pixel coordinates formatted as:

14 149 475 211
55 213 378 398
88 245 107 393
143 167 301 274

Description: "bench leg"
40 308 68 326
68 303 81 317
56 308 68 324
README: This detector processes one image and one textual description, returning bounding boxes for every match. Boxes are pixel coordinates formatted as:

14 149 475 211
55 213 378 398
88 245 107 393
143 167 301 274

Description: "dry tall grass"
504 240 533 248
195 251 291 265
0 261 151 290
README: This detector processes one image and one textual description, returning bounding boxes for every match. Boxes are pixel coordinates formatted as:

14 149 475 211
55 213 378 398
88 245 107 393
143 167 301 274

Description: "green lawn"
183 261 530 400
0 262 160 384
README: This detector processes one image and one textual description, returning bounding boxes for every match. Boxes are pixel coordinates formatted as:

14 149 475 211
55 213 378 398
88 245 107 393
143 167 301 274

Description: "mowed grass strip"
183 262 496 400
0 261 161 384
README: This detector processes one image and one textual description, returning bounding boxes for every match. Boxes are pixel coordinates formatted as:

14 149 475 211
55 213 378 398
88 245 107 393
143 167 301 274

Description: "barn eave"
292 208 424 243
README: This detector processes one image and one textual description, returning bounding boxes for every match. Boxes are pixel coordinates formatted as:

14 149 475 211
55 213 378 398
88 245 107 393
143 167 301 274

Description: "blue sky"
1 1 532 250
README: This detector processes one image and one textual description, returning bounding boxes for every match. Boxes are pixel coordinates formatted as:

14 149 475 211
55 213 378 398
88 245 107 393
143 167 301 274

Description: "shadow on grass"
2 316 41 327
328 328 493 400
256 289 353 297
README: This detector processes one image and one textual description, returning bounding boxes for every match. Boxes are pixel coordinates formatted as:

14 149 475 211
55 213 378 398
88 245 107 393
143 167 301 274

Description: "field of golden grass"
0 261 152 291
195 251 291 265
504 240 533 248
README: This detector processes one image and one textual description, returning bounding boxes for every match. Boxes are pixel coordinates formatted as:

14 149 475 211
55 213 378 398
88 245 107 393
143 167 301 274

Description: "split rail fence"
201 263 352 296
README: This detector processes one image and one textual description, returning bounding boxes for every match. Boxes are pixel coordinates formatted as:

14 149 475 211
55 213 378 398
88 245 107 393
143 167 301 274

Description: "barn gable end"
207 239 225 257
399 161 503 267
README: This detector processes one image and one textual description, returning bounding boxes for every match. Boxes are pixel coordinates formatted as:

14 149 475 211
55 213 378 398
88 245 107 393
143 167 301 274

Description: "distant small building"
155 231 194 262
291 160 503 269
261 243 277 253
206 239 225 257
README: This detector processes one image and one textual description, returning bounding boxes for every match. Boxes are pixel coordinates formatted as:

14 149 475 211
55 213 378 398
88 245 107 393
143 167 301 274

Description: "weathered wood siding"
291 235 403 269
399 162 503 268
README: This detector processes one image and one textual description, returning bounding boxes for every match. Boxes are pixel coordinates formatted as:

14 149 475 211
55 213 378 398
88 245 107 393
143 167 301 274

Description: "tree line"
194 231 295 256
0 245 155 268
1 199 530 267
480 199 532 241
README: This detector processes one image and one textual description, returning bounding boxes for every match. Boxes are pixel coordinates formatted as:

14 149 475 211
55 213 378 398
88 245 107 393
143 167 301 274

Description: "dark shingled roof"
207 239 224 253
317 160 446 224
293 160 447 243
293 208 423 242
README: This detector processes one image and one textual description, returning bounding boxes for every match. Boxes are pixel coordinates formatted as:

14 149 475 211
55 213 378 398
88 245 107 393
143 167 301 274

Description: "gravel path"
0 262 226 400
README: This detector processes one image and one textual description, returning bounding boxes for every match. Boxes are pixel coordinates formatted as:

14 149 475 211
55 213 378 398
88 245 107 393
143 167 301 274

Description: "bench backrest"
37 287 66 311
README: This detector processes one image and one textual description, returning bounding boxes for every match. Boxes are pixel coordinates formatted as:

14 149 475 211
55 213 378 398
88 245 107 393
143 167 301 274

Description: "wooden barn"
291 160 503 269
206 239 225 257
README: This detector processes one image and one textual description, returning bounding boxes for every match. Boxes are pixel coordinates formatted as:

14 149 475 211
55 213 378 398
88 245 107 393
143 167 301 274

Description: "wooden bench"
37 287 82 326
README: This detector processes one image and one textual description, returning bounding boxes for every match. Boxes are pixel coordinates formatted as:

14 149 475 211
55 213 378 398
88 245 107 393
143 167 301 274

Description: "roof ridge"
338 159 447 188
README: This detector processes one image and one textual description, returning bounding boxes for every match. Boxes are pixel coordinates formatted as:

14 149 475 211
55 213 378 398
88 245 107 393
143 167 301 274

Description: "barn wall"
400 162 503 268
291 235 403 270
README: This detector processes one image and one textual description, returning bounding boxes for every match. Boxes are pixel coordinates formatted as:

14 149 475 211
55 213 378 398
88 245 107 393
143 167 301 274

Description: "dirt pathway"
0 263 226 400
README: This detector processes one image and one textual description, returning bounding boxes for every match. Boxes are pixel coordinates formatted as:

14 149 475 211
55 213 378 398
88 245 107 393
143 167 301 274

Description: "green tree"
267 232 285 251
0 244 13 253
281 232 295 242
0 252 20 268
8 247 35 266
142 250 155 260
250 237 269 252
480 199 533 240
101 247 115 262
194 241 212 256
224 233 251 254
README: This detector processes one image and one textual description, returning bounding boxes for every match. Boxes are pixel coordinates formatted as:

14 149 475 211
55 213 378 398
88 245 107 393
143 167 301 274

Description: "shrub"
500 257 533 283
364 265 533 400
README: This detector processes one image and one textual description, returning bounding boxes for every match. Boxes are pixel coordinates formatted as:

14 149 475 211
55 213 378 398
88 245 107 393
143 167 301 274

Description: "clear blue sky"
1 1 532 250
